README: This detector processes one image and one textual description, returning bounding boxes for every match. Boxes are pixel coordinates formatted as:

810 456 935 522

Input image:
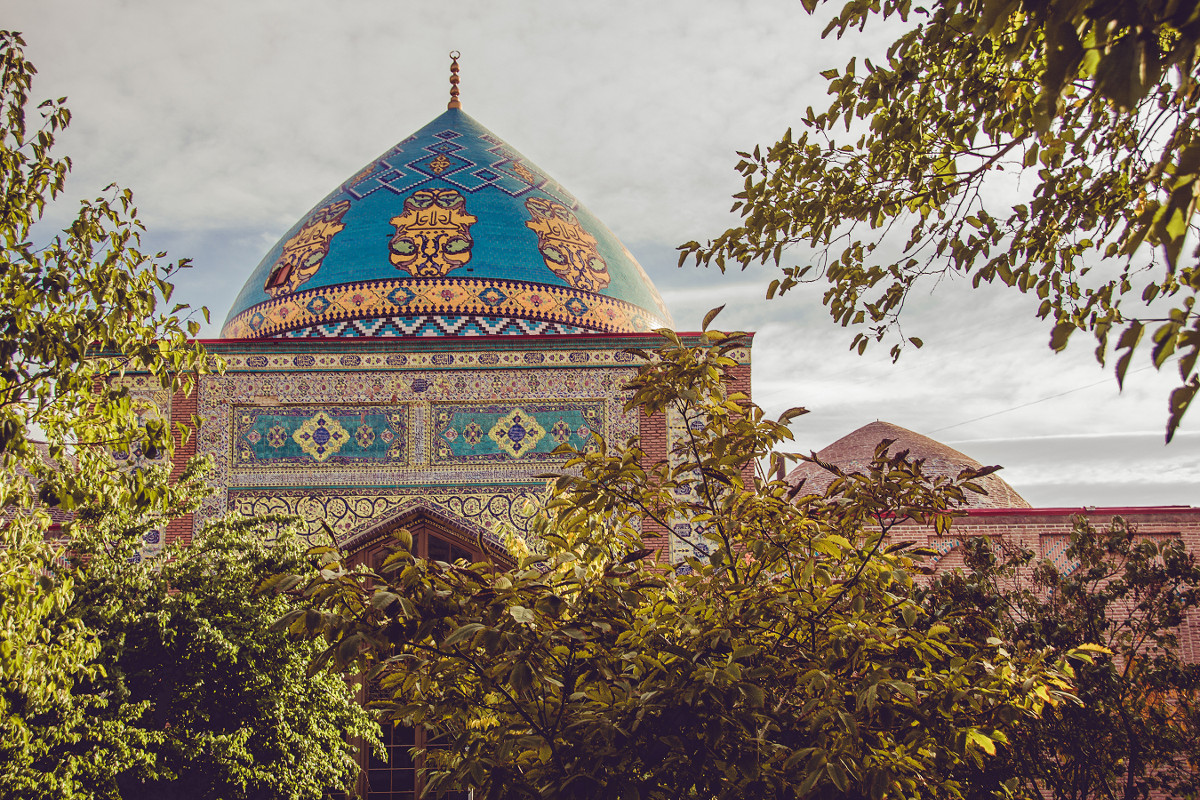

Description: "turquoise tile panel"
430 400 603 465
233 404 407 470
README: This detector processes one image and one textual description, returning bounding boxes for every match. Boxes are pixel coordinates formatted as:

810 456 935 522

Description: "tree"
0 31 379 798
680 0 1200 440
0 26 211 795
46 519 379 800
278 322 1092 800
924 519 1200 800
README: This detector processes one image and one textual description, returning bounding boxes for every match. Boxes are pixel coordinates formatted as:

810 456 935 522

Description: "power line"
928 362 1166 434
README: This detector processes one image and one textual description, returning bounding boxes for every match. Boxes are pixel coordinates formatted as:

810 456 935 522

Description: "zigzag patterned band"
222 276 669 339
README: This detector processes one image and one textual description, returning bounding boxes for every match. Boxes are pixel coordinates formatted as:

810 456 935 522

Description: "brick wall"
636 354 756 563
913 506 1200 663
164 387 198 546
639 406 670 556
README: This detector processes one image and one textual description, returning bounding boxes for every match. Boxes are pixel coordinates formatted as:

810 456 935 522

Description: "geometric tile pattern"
222 276 664 339
1042 531 1177 577
280 314 590 338
926 537 962 568
192 342 648 543
1040 534 1077 575
342 126 577 208
665 404 713 565
430 400 603 464
108 379 172 470
233 404 407 470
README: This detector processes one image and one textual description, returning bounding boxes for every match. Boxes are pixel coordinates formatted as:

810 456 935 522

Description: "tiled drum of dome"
222 109 673 339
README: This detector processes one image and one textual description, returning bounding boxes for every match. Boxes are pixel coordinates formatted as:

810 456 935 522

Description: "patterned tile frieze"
208 341 751 373
218 346 663 372
227 486 542 548
222 276 665 339
232 404 408 471
281 314 588 339
430 400 603 465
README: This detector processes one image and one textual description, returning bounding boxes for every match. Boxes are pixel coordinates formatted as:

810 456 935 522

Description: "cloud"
5 0 1195 508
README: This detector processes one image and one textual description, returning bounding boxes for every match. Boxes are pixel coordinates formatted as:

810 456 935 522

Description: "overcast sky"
6 0 1196 508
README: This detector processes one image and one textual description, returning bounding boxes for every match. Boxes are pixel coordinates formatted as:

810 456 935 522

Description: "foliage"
0 30 210 513
278 322 1089 800
0 31 378 799
925 518 1200 800
61 518 378 800
4 509 381 800
680 0 1200 440
0 531 104 800
0 27 212 796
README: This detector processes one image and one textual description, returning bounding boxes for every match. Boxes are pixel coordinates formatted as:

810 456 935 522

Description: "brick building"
786 420 1200 659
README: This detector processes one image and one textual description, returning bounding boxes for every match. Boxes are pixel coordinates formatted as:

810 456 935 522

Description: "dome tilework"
785 421 1031 509
222 109 673 339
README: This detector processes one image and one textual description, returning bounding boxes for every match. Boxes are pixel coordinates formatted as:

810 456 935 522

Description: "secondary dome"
785 421 1031 509
221 107 673 339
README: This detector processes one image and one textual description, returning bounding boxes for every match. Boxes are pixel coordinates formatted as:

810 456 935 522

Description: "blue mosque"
116 54 1196 800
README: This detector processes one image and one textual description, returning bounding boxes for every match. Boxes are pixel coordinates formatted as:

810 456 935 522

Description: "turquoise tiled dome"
222 108 673 339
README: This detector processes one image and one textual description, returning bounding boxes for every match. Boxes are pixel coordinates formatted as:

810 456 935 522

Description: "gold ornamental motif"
388 189 477 277
524 197 610 292
487 409 546 459
292 413 350 462
263 200 351 297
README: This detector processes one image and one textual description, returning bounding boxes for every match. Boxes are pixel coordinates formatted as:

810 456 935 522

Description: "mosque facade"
133 70 752 579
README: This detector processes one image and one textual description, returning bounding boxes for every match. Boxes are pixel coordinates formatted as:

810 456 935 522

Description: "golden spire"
448 50 462 109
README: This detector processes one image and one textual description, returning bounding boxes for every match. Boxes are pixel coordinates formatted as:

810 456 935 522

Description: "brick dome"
785 421 1031 509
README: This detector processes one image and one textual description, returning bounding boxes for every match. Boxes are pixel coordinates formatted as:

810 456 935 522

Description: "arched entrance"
344 505 507 800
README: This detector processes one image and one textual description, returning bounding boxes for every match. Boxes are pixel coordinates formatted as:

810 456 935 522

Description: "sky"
5 0 1197 508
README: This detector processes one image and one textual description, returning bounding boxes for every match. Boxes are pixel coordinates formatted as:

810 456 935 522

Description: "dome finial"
448 50 462 110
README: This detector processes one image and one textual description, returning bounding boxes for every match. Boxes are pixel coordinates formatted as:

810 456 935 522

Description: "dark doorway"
347 511 490 800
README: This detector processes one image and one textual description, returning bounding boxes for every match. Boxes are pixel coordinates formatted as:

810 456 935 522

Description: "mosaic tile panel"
216 344 679 373
192 359 641 532
666 405 712 565
108 377 171 471
430 400 603 465
232 405 408 470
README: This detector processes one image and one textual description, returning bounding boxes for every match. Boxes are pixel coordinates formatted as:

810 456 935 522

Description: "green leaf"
827 761 849 792
966 729 997 755
443 622 486 646
509 606 536 625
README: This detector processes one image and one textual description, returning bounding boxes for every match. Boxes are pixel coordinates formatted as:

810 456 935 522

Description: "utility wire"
928 361 1168 434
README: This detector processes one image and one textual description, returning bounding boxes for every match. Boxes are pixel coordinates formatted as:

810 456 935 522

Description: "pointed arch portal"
345 505 502 800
